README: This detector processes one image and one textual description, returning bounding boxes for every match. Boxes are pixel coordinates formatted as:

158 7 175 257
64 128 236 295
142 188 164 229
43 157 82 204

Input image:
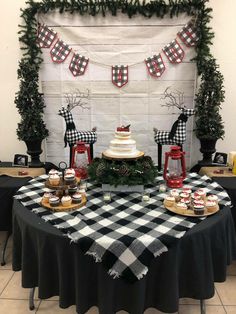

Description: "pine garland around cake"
88 156 157 186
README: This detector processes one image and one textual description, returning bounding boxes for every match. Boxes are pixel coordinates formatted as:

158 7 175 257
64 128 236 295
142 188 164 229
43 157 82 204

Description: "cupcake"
42 192 52 203
49 196 60 207
192 193 201 202
193 204 205 215
195 188 206 200
180 198 191 208
49 174 60 186
164 196 175 207
170 189 180 201
179 192 190 200
176 202 188 213
68 185 78 195
49 169 59 176
72 193 82 204
78 188 86 195
207 194 219 204
64 173 76 184
182 187 192 195
61 195 72 207
193 199 205 207
65 168 76 176
205 201 217 213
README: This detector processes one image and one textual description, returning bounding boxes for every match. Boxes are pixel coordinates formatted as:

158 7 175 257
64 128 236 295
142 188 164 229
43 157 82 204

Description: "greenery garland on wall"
15 0 224 143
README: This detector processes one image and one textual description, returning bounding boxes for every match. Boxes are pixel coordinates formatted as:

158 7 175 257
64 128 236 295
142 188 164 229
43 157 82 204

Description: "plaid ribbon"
178 20 199 47
69 53 89 76
112 65 128 88
163 39 184 63
50 39 71 63
37 24 57 48
14 173 231 282
145 54 165 78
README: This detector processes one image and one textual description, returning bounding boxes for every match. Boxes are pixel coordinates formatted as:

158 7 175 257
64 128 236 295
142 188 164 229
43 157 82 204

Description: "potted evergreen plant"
15 60 49 167
194 58 225 165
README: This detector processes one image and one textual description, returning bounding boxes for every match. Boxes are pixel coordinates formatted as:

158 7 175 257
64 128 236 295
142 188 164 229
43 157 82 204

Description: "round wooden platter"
102 151 144 161
163 200 219 217
45 177 80 190
40 194 87 212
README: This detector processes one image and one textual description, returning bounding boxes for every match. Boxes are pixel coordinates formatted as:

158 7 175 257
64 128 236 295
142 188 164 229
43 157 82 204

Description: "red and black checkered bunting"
112 65 128 88
69 53 89 76
37 24 57 48
163 39 185 64
145 54 165 78
50 39 71 63
178 20 199 47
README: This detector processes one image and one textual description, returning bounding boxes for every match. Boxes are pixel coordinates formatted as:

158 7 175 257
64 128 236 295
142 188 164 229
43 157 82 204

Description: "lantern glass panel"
168 158 182 178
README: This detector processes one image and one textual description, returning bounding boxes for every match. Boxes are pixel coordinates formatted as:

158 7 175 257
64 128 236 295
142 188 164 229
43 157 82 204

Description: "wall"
0 0 235 166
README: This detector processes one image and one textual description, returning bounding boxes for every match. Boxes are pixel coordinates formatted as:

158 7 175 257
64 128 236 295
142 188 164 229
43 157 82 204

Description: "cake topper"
117 124 131 132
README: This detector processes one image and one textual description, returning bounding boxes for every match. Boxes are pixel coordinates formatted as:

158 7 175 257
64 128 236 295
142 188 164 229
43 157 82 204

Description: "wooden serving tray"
40 194 86 212
102 151 144 160
45 177 80 190
163 200 219 217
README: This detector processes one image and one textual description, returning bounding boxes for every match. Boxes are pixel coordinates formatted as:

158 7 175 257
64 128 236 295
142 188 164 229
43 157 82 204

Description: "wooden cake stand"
102 151 144 161
45 177 80 190
41 194 87 212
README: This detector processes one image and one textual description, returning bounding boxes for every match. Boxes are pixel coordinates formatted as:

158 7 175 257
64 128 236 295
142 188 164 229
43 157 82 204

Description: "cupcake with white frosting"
61 195 72 207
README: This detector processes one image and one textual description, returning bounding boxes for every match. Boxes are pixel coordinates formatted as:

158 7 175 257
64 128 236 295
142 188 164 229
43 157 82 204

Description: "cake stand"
102 151 144 160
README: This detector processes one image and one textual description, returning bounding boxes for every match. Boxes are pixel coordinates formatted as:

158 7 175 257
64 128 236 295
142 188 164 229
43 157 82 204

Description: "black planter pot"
198 138 217 166
25 140 44 168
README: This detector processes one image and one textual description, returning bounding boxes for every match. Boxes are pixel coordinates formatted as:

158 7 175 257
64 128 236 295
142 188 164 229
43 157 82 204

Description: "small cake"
49 169 59 176
207 194 219 204
180 198 191 208
176 202 188 212
49 174 60 186
65 168 76 176
193 199 205 206
192 193 201 202
195 188 206 200
193 204 205 215
182 187 192 195
68 185 78 195
72 193 82 204
64 173 76 184
170 189 180 201
42 192 52 203
179 192 190 200
205 201 217 213
49 196 60 207
164 196 175 207
61 195 72 207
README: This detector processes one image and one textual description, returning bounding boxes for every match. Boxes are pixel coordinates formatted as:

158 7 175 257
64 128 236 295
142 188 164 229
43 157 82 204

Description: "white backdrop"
39 11 197 167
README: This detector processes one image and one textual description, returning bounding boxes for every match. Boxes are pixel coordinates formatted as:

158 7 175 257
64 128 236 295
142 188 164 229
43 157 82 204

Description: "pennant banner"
163 39 185 63
178 20 199 47
112 65 128 88
50 39 71 63
69 53 89 76
145 54 165 78
37 24 57 48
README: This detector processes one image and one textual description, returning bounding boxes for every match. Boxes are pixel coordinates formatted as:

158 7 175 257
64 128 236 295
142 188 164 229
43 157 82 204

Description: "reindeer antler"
161 87 185 110
64 89 90 111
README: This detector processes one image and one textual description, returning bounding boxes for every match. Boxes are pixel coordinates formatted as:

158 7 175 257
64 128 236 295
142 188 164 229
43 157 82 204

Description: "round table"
12 198 236 314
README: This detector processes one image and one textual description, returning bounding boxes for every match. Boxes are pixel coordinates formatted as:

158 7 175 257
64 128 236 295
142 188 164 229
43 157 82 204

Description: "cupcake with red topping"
207 194 219 204
170 189 180 201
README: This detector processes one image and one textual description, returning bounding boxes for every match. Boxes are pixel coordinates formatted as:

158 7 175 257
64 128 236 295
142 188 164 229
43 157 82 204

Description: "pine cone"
142 160 151 170
119 164 130 176
96 162 106 177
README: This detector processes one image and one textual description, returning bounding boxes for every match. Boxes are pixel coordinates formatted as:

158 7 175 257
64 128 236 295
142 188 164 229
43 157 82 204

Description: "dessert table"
12 173 236 314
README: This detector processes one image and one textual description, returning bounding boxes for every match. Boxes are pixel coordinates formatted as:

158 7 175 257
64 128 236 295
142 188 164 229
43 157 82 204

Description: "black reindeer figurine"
153 87 195 170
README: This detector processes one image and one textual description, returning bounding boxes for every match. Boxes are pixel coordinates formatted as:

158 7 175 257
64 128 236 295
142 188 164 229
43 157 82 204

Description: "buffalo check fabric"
50 39 71 63
112 65 128 88
178 20 199 47
14 173 231 282
37 24 57 48
163 39 185 63
69 53 89 76
145 54 165 78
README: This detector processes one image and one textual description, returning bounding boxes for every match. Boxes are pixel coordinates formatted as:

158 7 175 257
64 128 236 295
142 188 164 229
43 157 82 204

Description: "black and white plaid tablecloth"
14 173 231 282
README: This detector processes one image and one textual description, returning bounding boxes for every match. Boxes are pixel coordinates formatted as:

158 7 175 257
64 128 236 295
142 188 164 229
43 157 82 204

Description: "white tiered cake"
104 125 142 158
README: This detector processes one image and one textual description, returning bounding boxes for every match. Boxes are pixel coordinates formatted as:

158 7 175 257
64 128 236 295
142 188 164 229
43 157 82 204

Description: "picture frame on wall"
13 154 29 167
213 152 227 166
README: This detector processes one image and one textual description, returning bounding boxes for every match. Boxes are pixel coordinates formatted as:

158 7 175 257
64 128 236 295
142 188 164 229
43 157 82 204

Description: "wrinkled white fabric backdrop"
39 12 196 167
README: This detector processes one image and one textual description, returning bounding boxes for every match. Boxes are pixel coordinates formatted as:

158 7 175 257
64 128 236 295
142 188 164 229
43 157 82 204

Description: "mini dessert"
49 169 59 176
68 185 78 195
182 187 192 195
179 192 190 200
180 198 191 208
72 193 82 204
49 196 60 207
42 192 52 203
193 199 205 206
164 196 175 207
176 202 188 212
192 193 201 202
65 168 76 176
170 189 180 201
61 195 72 207
64 173 76 184
78 188 86 195
49 174 60 186
195 188 206 200
193 204 205 215
207 194 219 204
205 201 217 213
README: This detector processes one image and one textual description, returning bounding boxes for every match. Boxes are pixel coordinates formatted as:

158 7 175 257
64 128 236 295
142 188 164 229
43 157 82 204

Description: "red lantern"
163 146 186 188
71 142 92 179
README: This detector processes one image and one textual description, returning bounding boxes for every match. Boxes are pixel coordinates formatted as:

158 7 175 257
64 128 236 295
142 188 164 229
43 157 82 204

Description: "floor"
0 232 236 314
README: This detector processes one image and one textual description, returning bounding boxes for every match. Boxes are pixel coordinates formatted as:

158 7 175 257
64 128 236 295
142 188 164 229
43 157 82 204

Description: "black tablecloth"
0 176 31 230
12 199 236 314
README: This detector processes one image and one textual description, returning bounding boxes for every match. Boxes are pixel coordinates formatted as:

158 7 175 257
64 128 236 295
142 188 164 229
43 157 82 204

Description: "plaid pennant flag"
163 39 185 63
112 65 128 88
69 53 89 77
145 53 165 78
50 39 71 63
178 20 199 47
37 24 57 48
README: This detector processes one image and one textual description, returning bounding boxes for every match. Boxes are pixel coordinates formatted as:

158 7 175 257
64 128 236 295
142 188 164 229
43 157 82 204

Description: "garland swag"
16 0 218 142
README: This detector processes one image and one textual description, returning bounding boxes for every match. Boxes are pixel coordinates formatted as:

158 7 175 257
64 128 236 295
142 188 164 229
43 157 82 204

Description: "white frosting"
72 193 82 199
165 196 175 201
61 196 72 202
206 201 216 207
176 202 187 209
49 174 60 180
207 195 218 201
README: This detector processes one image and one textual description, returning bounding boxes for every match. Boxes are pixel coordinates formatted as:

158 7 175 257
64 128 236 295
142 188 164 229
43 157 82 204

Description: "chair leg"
1 230 12 266
158 144 162 171
29 287 36 310
200 299 206 314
